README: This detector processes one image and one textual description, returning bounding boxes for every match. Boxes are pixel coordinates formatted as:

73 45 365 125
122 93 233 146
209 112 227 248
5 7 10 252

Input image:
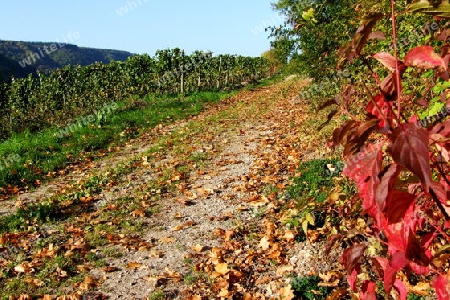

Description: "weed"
148 290 166 300
290 275 330 300
287 158 341 207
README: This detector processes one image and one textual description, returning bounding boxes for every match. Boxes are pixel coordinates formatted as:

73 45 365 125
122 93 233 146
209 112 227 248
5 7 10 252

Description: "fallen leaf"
127 262 143 269
132 209 145 218
193 244 205 252
14 262 34 274
279 285 295 300
177 198 192 205
160 237 176 244
215 263 230 275
259 236 271 251
149 250 164 258
103 266 119 272
172 225 185 231
283 230 295 242
76 264 92 272
276 265 294 276
23 277 44 287
78 275 99 290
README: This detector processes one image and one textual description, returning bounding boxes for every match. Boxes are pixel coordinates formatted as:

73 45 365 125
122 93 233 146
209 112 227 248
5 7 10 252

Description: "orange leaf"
132 209 145 218
127 262 143 269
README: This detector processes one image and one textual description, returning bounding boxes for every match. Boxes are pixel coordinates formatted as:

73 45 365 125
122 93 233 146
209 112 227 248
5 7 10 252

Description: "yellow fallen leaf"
149 250 164 258
160 237 176 244
192 244 205 252
279 285 295 300
259 236 271 251
283 230 295 242
215 263 229 275
172 225 185 231
127 262 143 269
23 277 43 287
276 265 294 276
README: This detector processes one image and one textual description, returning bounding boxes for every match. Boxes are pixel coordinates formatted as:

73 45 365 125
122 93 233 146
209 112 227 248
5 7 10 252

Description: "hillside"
0 40 134 80
0 52 37 81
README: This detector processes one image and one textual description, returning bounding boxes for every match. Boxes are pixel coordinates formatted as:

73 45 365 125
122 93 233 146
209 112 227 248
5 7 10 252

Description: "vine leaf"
339 243 367 291
375 164 400 212
317 109 338 131
343 143 383 218
338 12 383 64
385 190 415 224
360 281 377 300
343 120 380 156
404 46 447 70
373 52 403 72
432 274 450 300
366 94 393 128
368 31 386 41
389 123 432 192
393 279 408 300
332 120 357 147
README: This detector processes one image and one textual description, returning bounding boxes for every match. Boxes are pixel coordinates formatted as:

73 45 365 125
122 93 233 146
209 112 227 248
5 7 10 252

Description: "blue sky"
0 0 283 57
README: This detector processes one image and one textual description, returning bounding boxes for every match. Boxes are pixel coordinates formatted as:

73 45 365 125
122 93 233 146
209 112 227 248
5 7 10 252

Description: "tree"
269 0 359 79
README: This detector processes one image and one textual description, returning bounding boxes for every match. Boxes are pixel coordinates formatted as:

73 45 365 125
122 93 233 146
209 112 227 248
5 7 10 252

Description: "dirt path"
1 78 341 299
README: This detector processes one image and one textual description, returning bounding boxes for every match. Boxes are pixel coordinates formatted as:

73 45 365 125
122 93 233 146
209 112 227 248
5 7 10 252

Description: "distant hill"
0 52 36 81
0 40 135 81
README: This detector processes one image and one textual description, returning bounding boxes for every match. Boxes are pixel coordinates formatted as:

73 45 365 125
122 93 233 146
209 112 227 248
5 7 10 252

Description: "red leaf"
340 243 367 289
389 123 432 192
332 120 357 147
344 119 380 156
368 31 386 41
343 144 383 218
393 279 408 300
372 257 388 278
430 182 450 219
379 74 398 101
366 94 393 129
405 46 447 70
385 191 415 224
317 99 338 111
348 269 358 291
391 251 408 270
433 275 450 300
437 29 450 41
373 52 401 72
360 281 377 300
338 13 383 64
375 164 400 211
325 234 343 255
408 261 430 275
351 13 384 57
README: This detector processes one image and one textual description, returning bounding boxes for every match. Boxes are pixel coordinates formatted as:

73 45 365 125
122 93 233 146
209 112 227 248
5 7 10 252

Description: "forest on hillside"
0 40 134 81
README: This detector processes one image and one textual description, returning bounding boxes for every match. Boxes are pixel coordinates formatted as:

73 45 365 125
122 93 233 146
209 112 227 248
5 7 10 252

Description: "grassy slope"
0 90 242 193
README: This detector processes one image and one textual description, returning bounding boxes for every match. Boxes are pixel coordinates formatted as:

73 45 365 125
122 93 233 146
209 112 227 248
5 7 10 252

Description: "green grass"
290 275 331 300
287 158 341 206
0 90 238 192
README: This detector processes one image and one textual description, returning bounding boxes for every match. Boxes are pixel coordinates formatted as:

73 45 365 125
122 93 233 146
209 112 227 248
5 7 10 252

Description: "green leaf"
305 212 315 226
